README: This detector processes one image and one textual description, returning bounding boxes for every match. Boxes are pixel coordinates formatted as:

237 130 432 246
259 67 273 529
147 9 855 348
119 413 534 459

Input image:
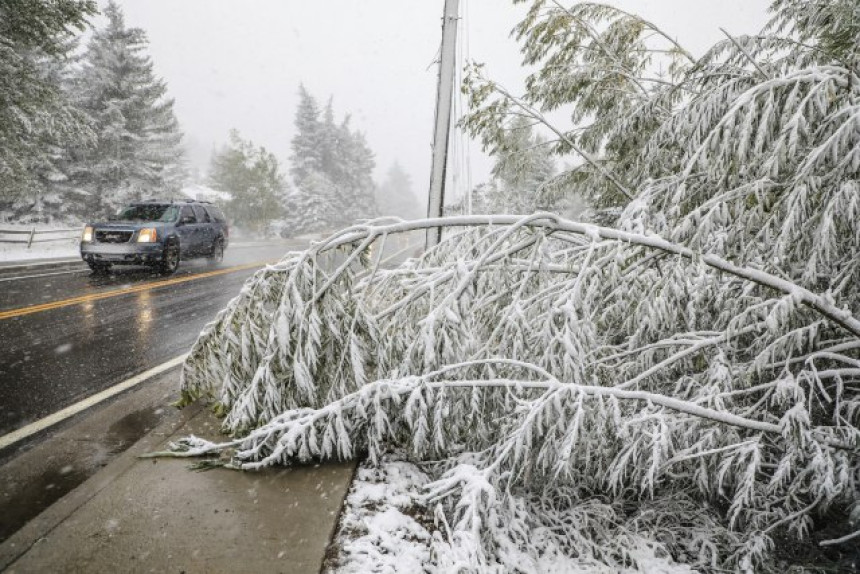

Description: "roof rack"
134 198 214 205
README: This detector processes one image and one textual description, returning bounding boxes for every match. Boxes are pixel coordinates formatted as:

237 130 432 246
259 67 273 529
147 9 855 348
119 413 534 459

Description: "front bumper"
81 242 164 265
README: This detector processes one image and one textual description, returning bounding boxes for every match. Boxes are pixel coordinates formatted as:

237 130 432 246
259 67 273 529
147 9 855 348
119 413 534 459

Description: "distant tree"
486 116 556 214
286 87 378 232
69 1 184 216
280 172 342 236
289 85 324 185
0 0 97 219
375 161 422 220
334 121 377 221
208 129 286 233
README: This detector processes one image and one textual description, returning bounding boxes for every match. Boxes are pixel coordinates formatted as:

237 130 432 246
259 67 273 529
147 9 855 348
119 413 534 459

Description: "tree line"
1 1 420 233
209 87 421 235
0 1 184 222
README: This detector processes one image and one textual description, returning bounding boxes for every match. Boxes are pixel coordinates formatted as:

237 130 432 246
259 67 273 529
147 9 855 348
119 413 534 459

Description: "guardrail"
0 227 80 248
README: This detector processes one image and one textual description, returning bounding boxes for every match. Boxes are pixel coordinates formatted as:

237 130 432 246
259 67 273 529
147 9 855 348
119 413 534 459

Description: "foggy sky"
110 0 772 204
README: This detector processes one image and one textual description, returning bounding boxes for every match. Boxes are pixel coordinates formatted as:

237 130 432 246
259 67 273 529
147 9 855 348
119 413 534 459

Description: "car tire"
87 261 111 274
160 241 180 275
207 239 224 264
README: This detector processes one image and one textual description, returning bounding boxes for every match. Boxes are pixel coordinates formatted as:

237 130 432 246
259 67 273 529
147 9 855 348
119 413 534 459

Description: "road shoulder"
1 388 355 573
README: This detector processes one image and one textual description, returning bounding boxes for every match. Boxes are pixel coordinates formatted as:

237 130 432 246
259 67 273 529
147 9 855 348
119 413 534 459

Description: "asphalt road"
0 240 308 438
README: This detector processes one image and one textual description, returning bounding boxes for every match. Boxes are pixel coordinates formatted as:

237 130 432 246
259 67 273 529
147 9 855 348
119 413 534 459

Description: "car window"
180 205 197 223
115 204 179 222
192 205 209 222
205 206 225 223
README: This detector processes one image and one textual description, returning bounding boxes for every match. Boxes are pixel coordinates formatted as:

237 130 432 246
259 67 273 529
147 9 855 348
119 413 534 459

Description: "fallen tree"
156 0 860 569
157 213 859 572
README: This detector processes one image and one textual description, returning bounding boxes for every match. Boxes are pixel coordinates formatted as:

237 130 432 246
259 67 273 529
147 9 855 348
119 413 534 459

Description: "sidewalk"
0 394 355 573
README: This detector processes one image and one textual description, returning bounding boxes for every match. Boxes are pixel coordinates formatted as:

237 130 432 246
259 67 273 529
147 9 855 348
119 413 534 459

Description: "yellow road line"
0 260 275 321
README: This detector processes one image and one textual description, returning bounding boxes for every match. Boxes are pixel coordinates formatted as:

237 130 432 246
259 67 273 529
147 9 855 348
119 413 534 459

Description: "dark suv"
80 200 229 274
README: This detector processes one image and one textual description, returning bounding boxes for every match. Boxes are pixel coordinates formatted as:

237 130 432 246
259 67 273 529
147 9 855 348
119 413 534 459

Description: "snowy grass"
324 452 699 574
0 223 81 262
323 452 432 573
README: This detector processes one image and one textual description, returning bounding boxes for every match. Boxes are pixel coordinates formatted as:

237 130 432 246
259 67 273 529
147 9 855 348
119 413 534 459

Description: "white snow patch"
325 453 432 574
327 453 700 573
0 222 80 262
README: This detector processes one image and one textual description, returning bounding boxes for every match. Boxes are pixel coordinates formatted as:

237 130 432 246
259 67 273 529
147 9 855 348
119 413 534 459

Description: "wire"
449 0 473 215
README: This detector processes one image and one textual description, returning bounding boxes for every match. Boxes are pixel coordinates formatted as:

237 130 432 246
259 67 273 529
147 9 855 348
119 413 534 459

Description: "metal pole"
426 0 460 249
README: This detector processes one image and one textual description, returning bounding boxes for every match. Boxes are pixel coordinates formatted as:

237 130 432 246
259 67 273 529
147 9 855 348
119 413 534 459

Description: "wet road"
0 241 307 437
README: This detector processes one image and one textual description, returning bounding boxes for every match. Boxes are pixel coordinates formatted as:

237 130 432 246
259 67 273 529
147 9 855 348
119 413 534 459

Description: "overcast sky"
111 0 772 203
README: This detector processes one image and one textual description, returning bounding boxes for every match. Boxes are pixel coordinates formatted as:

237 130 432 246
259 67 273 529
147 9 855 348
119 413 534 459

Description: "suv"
80 200 229 274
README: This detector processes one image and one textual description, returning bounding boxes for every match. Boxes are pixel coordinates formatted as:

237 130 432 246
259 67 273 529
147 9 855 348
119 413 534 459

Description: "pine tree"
0 0 96 219
208 129 286 233
288 85 324 186
69 1 184 217
334 119 377 222
375 161 422 220
486 116 556 214
286 87 378 231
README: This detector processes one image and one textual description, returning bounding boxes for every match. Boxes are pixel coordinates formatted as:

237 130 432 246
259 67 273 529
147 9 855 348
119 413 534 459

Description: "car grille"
95 230 133 243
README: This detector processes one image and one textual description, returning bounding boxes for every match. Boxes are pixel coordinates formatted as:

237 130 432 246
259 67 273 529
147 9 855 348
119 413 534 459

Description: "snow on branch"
168 213 860 572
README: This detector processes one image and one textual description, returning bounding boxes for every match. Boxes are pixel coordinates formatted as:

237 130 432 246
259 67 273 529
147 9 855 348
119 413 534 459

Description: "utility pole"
426 0 460 248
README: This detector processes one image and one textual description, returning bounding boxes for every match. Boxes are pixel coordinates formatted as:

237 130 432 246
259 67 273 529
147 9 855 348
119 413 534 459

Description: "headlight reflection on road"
80 300 96 331
136 290 154 338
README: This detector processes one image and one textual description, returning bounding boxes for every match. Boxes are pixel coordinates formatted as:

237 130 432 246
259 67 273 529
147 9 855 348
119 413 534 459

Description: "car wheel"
87 261 111 274
160 242 180 275
207 239 224 264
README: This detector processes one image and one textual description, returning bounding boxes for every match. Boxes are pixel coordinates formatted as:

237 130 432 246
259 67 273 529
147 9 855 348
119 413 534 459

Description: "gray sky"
111 0 772 202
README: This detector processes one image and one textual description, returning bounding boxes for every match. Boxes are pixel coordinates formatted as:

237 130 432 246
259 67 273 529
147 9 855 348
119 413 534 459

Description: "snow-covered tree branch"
161 0 860 570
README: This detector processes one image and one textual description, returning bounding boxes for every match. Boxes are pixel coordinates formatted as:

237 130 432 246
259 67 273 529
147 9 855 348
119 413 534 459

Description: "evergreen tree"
288 85 324 185
286 87 378 231
282 172 341 236
69 1 184 216
375 161 422 220
487 116 556 214
0 0 96 219
208 129 286 233
334 122 377 222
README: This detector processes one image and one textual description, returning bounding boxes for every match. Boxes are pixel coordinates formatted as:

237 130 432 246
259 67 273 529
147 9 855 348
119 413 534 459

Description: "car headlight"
82 226 93 242
137 228 158 243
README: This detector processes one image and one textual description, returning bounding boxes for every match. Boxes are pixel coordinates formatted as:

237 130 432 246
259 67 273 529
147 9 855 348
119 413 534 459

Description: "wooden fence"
0 227 80 248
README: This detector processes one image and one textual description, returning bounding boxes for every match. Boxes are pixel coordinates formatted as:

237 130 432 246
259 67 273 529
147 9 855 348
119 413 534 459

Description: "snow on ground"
325 452 698 574
0 223 81 263
324 453 433 574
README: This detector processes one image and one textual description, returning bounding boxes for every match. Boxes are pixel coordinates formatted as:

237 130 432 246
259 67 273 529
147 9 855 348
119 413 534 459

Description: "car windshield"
114 205 179 222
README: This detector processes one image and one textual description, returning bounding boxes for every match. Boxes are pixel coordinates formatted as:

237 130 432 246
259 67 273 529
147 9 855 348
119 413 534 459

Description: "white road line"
0 353 189 451
0 269 87 283
0 258 80 270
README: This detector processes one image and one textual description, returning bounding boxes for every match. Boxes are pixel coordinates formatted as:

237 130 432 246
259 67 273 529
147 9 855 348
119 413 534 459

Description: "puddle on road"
0 407 169 544
0 464 89 542
105 408 161 455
